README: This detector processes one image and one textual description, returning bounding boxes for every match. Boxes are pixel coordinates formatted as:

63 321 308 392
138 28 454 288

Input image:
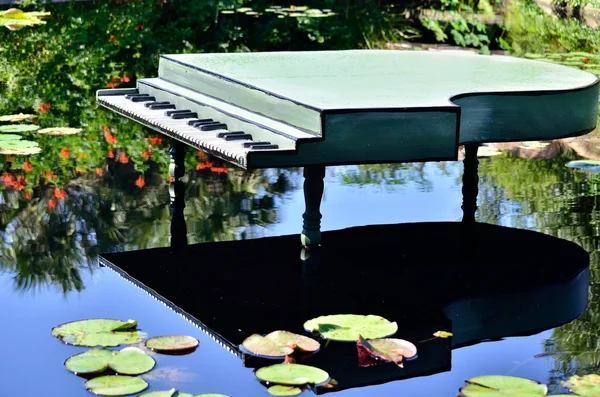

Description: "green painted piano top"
163 49 597 110
159 50 599 141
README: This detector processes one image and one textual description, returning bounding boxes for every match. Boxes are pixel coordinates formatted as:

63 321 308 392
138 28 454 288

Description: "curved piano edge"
445 265 590 349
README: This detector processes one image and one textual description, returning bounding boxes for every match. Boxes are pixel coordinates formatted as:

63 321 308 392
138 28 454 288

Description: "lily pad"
64 348 112 375
255 363 329 386
138 390 193 397
242 331 320 358
460 375 548 397
85 375 148 396
145 335 199 352
0 140 41 155
566 160 600 172
563 374 600 396
109 347 155 375
357 336 417 367
0 113 37 122
0 124 40 133
267 385 303 396
38 127 82 135
0 134 22 141
52 319 146 347
303 314 397 341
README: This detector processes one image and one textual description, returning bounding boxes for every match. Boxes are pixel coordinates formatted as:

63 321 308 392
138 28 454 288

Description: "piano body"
97 50 599 244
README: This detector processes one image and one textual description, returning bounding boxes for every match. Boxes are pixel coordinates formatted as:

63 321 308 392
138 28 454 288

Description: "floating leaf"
52 319 146 347
566 160 600 172
242 331 320 358
563 374 600 396
38 127 82 135
0 124 40 133
145 335 199 352
65 348 112 375
0 113 37 122
255 364 329 386
0 140 41 155
460 375 547 397
357 336 417 367
109 347 155 375
85 375 148 396
267 385 303 396
138 390 192 397
0 134 22 141
433 331 453 338
303 314 397 341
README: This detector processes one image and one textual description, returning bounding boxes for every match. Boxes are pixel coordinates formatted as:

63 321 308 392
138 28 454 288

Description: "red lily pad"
356 336 417 367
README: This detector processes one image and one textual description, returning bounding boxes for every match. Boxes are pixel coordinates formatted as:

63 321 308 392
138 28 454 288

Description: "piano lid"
159 50 599 141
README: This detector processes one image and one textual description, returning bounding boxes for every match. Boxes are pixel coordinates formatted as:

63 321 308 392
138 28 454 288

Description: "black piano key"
216 131 245 138
148 103 176 110
224 134 253 141
165 109 192 116
131 96 156 102
200 123 227 131
125 93 149 99
243 141 273 148
171 112 198 119
251 144 279 150
188 118 213 126
145 101 170 108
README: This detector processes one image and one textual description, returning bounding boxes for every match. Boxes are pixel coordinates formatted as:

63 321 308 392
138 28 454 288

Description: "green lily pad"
0 113 37 122
38 127 82 135
267 385 303 396
255 364 329 386
145 335 199 352
566 160 600 172
109 347 155 375
0 134 22 141
138 389 193 397
0 140 41 155
64 348 112 375
85 375 148 396
303 314 397 341
52 319 146 347
460 375 548 397
0 124 40 133
563 374 600 396
242 331 320 358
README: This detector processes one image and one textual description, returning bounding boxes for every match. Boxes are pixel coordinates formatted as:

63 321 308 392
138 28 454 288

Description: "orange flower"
44 171 55 180
120 74 131 83
142 147 151 160
22 161 32 172
197 150 208 161
108 149 115 159
15 176 26 190
60 148 70 159
135 175 145 188
77 152 88 159
103 126 118 144
48 199 57 209
147 136 163 145
196 161 214 170
1 173 15 185
118 152 129 164
75 169 83 175
109 34 118 43
54 188 66 199
582 57 590 63
106 82 117 89
95 168 104 176
211 167 229 174
24 191 30 200
38 103 51 113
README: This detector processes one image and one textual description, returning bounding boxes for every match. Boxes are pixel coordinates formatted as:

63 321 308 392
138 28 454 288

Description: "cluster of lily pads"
0 113 82 156
239 314 421 396
220 5 336 18
52 318 229 396
458 374 600 396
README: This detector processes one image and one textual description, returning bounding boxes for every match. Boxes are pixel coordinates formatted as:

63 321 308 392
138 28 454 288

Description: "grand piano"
97 50 599 244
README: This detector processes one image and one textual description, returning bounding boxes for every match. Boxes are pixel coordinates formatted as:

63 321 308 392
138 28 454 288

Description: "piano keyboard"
98 92 285 168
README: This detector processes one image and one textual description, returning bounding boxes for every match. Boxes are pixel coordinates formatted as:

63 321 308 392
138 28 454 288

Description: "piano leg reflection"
169 140 188 250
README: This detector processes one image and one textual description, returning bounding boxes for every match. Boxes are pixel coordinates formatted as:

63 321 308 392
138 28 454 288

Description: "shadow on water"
101 219 590 393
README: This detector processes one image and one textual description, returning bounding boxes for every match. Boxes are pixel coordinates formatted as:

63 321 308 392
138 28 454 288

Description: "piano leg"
301 165 326 246
461 143 480 224
169 140 188 251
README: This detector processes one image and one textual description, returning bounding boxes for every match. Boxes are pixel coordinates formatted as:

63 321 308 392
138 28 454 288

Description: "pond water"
2 1 600 397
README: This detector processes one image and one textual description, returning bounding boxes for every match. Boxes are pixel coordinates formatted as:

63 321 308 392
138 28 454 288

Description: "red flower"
135 175 145 188
108 149 115 159
48 199 57 209
135 23 145 30
195 161 214 170
106 82 117 89
142 147 151 160
60 148 70 159
120 74 131 83
118 152 129 164
44 171 55 180
38 103 51 113
95 168 104 176
75 169 83 175
109 34 118 43
103 126 118 144
147 136 163 145
54 188 66 200
15 176 26 190
22 161 32 172
211 167 229 174
1 173 15 185
196 150 208 161
24 191 30 200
